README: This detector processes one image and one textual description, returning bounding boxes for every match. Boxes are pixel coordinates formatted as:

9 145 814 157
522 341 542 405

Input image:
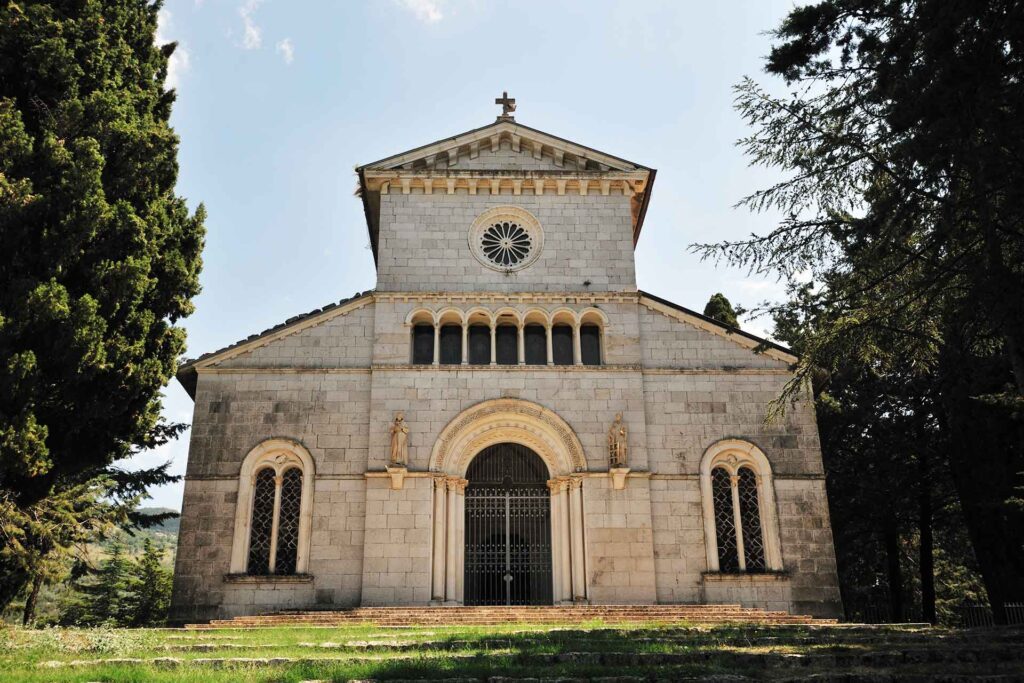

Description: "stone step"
46 645 1024 670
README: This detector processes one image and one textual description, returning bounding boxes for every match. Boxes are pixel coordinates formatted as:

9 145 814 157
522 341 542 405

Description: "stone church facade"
170 106 842 624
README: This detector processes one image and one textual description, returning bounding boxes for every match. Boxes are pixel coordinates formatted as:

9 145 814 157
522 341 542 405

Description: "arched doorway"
464 443 553 606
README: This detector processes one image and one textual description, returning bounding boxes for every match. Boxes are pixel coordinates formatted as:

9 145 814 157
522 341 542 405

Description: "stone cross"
495 91 516 119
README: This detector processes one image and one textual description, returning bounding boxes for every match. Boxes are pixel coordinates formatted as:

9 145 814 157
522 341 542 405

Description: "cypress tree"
0 0 204 609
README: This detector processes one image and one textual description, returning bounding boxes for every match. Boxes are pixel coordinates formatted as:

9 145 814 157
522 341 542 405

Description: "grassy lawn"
2 621 1022 682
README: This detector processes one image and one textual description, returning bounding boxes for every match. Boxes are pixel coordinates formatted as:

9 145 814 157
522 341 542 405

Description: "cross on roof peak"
495 91 516 121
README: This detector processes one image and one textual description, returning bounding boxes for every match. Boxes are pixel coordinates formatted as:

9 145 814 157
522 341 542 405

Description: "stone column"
517 325 525 365
432 323 440 366
730 474 746 571
572 324 582 365
453 478 468 603
559 481 572 602
545 324 554 366
547 479 563 603
489 322 497 366
268 474 284 573
431 476 447 602
568 476 586 602
461 324 468 365
445 477 460 603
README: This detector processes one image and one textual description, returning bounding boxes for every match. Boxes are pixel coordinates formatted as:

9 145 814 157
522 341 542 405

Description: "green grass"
2 621 1022 682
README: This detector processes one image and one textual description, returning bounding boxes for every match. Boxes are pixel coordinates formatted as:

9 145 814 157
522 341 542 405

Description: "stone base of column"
443 600 463 606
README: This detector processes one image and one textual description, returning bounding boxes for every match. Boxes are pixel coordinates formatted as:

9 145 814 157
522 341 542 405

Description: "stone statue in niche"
608 413 628 469
389 412 409 467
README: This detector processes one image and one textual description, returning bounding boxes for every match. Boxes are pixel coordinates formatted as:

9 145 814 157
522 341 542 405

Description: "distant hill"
136 506 181 534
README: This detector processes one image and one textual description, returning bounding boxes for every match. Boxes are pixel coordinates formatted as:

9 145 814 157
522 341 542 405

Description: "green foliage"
58 539 172 627
702 293 739 328
697 0 1024 618
0 0 204 610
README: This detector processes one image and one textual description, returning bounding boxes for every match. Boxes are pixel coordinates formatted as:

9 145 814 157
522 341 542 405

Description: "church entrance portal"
464 443 553 606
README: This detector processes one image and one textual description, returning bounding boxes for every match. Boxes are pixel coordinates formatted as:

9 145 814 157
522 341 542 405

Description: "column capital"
433 475 449 490
547 478 566 493
447 476 468 493
568 476 583 491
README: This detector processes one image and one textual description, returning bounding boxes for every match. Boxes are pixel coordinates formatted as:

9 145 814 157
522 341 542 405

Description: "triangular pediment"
358 120 647 174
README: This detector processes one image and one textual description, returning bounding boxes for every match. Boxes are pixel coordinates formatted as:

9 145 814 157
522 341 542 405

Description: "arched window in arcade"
231 440 315 576
701 441 781 573
406 308 607 367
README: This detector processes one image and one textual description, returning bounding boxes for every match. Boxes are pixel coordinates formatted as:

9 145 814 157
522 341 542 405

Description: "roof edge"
175 291 375 400
637 290 797 363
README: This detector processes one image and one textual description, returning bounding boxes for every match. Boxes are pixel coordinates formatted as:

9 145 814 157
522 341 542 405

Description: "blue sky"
136 0 796 509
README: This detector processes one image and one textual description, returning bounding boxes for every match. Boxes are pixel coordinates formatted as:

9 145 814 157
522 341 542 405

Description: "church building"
170 96 842 623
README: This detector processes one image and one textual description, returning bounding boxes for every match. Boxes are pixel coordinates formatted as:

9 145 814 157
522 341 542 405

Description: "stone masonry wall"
583 475 657 604
218 302 375 369
374 191 636 293
638 305 787 370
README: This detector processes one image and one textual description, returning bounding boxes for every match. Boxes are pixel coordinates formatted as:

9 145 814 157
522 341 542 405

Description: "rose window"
469 207 543 272
481 221 533 267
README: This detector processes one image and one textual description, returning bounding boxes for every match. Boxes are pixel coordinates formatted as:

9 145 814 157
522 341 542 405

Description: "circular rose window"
469 207 543 272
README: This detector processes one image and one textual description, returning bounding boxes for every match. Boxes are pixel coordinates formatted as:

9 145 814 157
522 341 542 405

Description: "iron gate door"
464 443 553 606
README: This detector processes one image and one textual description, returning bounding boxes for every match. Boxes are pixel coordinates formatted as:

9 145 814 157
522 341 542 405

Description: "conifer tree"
0 0 204 610
703 293 739 328
127 538 171 627
696 0 1024 619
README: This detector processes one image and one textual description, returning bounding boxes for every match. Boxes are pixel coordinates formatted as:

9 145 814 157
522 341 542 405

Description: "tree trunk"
918 454 936 624
22 574 42 627
939 332 1024 625
883 518 904 623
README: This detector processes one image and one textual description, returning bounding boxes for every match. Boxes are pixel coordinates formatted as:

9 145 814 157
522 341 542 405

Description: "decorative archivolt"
429 398 587 476
405 305 608 329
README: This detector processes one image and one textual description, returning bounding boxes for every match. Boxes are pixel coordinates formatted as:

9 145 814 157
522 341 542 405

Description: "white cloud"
396 0 444 24
156 9 190 90
239 0 263 49
276 37 294 64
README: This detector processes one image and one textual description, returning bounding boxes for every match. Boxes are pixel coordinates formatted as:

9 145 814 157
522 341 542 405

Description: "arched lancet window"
230 439 315 576
700 440 782 573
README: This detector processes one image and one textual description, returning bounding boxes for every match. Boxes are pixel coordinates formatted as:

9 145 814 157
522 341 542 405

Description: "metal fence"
959 602 1024 628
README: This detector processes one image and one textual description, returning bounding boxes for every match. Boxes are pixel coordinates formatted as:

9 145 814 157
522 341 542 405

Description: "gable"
175 292 374 397
216 302 375 370
357 119 657 264
638 292 795 369
359 120 647 173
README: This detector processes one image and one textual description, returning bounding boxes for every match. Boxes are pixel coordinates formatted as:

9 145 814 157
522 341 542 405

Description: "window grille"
711 467 739 572
274 468 303 574
247 468 276 575
737 467 766 571
480 221 533 267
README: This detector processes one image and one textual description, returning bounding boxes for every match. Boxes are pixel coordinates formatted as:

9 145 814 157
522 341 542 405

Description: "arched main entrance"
428 398 588 605
464 443 552 606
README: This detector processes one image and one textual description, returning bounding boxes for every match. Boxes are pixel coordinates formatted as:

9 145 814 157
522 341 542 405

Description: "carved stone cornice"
363 171 647 198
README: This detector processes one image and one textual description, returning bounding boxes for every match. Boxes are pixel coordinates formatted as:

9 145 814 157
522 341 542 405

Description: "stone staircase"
188 604 838 629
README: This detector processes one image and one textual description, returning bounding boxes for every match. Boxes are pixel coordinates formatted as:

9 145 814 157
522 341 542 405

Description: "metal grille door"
464 444 552 606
